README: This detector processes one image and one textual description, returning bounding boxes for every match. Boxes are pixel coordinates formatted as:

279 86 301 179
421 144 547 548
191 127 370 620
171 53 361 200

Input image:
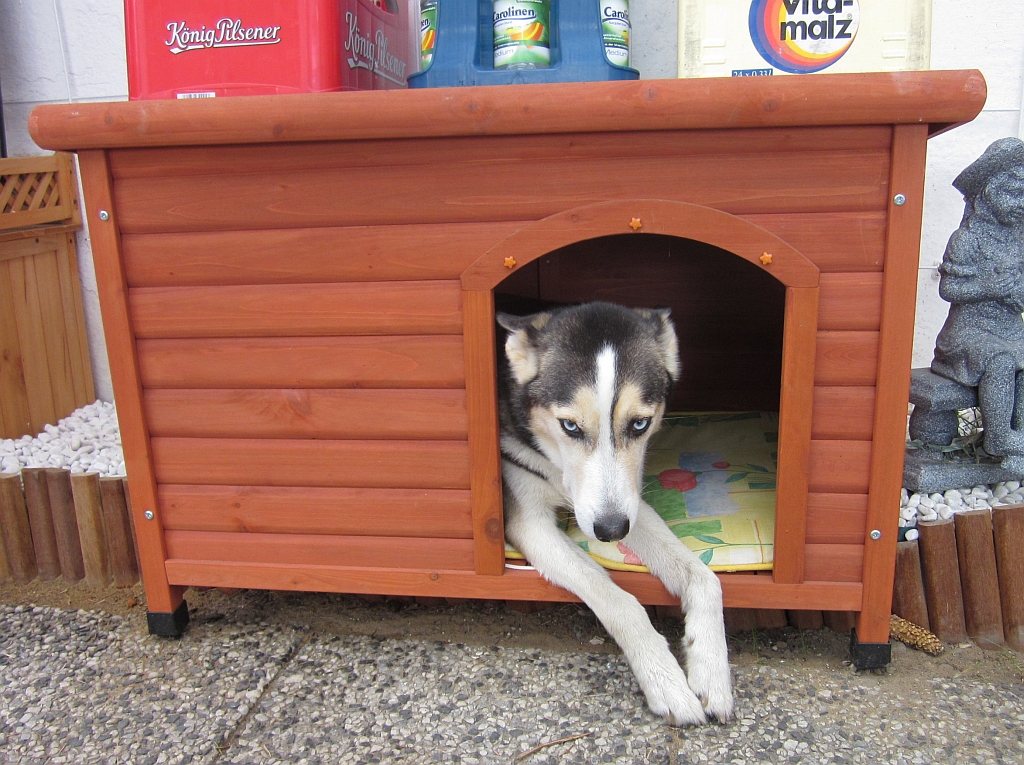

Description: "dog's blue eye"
560 419 580 435
632 418 651 434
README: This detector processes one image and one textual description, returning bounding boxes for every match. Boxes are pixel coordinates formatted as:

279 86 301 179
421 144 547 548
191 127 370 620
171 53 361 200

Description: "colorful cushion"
505 412 777 573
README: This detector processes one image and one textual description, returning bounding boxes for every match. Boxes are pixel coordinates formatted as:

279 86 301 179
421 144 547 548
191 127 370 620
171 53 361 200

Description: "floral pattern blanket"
506 412 777 573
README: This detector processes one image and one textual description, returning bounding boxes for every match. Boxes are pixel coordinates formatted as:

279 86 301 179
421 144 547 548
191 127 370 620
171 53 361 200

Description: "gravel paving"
223 636 670 764
0 605 305 764
0 600 1021 765
674 657 1024 765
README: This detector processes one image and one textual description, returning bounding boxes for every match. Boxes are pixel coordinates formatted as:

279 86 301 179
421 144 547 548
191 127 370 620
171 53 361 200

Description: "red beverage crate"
125 0 415 100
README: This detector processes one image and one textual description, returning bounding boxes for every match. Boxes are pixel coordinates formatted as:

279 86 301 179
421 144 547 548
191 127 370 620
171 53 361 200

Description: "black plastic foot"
147 600 190 638
850 628 891 669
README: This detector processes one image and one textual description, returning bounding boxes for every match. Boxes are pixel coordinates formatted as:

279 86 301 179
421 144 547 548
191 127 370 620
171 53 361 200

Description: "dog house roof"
29 70 985 152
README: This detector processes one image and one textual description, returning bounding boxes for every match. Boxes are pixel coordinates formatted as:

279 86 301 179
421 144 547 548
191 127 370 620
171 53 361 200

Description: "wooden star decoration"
504 256 517 269
629 217 642 231
760 252 773 265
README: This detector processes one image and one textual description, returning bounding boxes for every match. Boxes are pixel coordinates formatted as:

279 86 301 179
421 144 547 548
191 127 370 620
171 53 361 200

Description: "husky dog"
497 302 734 726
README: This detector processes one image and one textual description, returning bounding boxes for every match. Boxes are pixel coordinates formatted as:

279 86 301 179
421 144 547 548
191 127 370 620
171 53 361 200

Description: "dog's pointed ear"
637 308 681 382
496 311 551 385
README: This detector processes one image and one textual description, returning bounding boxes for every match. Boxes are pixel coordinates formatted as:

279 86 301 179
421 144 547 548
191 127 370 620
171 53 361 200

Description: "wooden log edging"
99 477 139 588
993 505 1024 653
891 505 1024 652
916 519 968 643
21 468 61 581
0 474 36 583
892 540 929 631
70 473 111 587
0 469 139 588
46 469 85 583
954 509 1004 649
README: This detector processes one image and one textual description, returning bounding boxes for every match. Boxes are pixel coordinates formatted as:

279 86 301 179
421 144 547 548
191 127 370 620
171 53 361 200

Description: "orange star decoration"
503 256 517 269
760 252 773 265
629 218 642 231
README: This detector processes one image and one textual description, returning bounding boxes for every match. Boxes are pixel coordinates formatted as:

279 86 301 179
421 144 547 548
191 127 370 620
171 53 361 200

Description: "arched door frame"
461 200 819 585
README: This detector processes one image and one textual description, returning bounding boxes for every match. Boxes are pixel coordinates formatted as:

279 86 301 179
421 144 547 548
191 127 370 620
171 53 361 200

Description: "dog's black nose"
594 516 630 543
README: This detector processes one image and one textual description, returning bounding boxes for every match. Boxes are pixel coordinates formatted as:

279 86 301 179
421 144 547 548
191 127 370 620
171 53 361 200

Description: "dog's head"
497 302 680 543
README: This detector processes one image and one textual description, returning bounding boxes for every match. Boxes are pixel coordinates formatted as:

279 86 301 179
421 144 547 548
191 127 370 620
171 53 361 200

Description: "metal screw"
98 210 110 221
893 194 906 206
144 510 155 520
869 529 882 540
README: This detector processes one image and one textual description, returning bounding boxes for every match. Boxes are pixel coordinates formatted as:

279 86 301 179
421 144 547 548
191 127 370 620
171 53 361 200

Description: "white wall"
632 0 679 79
1 0 1021 401
913 0 1024 368
0 0 128 402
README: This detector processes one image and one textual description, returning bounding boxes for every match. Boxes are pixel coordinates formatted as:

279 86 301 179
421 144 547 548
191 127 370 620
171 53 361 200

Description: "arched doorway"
461 200 819 584
494 232 787 413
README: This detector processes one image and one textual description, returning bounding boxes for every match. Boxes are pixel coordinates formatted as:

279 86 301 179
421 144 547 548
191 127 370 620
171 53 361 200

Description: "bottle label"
601 0 630 67
493 0 550 69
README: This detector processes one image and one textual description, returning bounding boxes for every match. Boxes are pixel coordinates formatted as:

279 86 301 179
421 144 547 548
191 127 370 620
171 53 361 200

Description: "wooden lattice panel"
0 154 80 231
0 170 58 214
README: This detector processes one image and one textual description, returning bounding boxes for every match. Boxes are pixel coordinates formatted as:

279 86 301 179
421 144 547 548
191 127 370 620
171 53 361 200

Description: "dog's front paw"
684 651 734 723
646 680 708 727
638 660 708 726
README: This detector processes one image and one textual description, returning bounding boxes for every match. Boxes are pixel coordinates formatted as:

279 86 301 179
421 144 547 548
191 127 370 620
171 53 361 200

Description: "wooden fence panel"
0 153 92 440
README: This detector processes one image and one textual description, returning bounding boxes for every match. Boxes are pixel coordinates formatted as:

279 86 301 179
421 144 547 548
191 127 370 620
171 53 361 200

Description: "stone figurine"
906 137 1024 491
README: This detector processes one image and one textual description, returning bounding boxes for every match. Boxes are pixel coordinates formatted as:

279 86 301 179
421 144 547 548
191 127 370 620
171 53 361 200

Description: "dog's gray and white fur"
497 301 734 726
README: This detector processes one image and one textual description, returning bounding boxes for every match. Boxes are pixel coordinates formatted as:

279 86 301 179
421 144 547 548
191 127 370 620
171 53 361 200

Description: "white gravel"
899 481 1022 532
0 401 125 477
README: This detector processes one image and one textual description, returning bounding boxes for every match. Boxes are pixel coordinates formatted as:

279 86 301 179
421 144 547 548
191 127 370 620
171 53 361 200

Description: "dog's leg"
505 501 708 726
622 501 734 722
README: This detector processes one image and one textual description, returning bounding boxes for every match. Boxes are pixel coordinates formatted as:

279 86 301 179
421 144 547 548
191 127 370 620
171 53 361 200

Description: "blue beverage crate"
408 0 639 87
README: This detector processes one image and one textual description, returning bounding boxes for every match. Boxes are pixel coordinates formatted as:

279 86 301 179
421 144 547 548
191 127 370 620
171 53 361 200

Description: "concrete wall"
0 0 1020 403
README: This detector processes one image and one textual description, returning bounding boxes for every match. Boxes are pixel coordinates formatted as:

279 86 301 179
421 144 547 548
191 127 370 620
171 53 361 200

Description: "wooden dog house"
30 71 985 661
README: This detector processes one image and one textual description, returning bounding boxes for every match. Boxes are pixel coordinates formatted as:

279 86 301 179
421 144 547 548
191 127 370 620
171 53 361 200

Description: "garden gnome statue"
906 137 1024 490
